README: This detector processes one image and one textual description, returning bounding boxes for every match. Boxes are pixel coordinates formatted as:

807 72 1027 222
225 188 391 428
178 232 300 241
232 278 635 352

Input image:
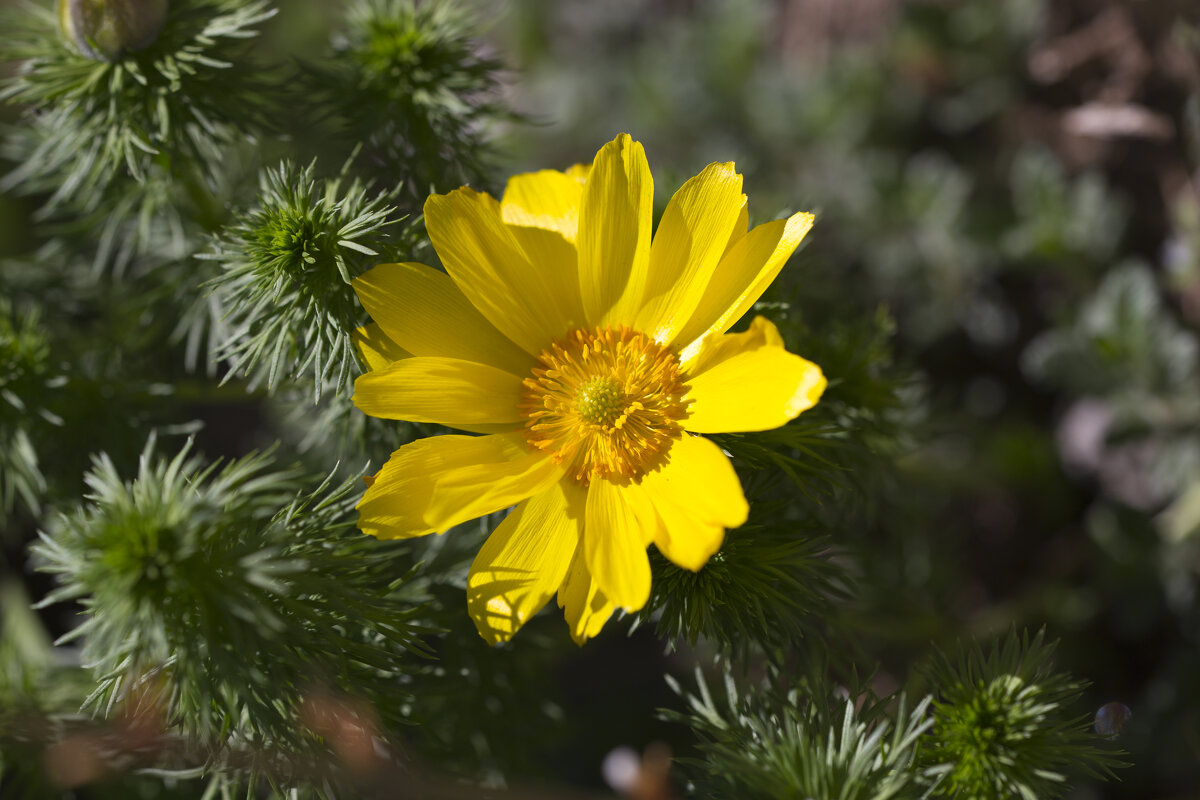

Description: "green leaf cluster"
671 664 931 800
1 0 276 270
921 630 1121 799
670 629 1123 800
302 0 509 196
200 158 405 398
0 300 57 520
30 435 430 788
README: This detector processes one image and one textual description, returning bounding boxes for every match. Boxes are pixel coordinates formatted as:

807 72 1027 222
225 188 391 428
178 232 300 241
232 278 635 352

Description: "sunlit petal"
505 224 587 333
684 317 826 433
467 481 585 644
577 133 654 328
351 323 409 373
354 262 533 375
354 356 525 429
357 433 562 539
584 479 654 611
676 211 815 358
642 435 748 570
501 169 585 242
557 546 616 645
636 162 744 343
425 188 583 353
721 196 749 260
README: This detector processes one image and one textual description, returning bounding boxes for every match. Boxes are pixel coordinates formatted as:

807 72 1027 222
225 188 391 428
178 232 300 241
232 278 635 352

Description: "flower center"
521 326 690 485
575 377 623 426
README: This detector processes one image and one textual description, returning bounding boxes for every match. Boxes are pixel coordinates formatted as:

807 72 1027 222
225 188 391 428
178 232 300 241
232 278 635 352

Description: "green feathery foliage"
303 0 506 197
200 158 405 399
0 300 59 521
920 629 1123 799
0 580 57 703
267 386 427 477
0 0 277 270
670 665 933 800
642 509 844 652
30 435 431 785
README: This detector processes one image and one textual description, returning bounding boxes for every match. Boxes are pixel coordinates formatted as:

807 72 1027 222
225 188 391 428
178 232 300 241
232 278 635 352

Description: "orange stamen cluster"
521 326 690 485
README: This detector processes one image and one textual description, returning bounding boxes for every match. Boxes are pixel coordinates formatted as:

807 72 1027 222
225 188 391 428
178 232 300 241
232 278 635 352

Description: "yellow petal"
583 479 654 612
636 162 745 344
565 163 590 184
353 356 524 429
557 547 616 645
577 133 654 328
642 435 748 571
675 211 815 358
684 316 826 433
467 480 585 644
351 323 410 373
505 223 587 333
721 196 749 260
353 262 533 376
425 188 582 354
685 309 784 375
357 433 561 539
500 169 584 242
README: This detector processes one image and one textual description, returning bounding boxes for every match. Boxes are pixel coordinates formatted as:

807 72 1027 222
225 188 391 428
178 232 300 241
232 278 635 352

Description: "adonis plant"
6 0 1196 798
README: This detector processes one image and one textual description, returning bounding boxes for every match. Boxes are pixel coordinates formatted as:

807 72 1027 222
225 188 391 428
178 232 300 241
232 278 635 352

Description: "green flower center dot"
574 377 624 427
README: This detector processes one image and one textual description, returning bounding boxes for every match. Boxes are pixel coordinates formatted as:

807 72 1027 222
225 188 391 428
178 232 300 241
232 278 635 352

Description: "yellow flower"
352 134 826 645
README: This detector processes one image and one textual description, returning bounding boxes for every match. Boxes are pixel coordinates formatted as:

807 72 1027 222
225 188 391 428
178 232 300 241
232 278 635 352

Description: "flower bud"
58 0 168 62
